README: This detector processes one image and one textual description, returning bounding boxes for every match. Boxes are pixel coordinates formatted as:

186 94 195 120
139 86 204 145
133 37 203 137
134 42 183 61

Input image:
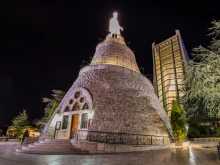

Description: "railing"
0 135 15 141
77 130 171 145
0 137 9 141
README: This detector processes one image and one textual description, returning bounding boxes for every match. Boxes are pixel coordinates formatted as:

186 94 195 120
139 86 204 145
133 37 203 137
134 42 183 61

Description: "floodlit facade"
39 13 174 144
152 30 189 116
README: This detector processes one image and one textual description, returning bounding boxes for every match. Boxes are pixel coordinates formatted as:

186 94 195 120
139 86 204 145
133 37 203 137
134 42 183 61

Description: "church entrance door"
71 114 79 139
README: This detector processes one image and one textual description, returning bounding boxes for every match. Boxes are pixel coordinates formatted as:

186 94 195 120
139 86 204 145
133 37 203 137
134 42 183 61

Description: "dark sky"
1 1 220 130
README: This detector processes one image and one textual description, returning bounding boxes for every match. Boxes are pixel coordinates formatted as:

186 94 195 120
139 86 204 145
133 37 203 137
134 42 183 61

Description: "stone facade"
76 64 171 137
91 34 140 73
40 33 173 143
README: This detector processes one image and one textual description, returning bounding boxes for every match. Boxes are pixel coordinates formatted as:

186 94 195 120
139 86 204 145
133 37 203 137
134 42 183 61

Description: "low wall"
189 137 220 142
78 131 171 145
72 141 175 154
9 139 20 142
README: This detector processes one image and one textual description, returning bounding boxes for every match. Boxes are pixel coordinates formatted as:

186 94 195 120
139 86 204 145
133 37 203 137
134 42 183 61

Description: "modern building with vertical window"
152 30 189 116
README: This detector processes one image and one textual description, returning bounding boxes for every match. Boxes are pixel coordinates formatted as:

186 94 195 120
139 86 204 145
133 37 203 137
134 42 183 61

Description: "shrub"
215 127 220 136
171 100 187 142
187 126 200 138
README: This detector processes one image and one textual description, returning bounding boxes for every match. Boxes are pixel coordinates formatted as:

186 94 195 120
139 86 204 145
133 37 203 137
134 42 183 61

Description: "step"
28 145 75 149
22 144 81 151
39 140 71 144
16 139 89 155
23 148 79 151
16 148 88 155
22 146 30 150
27 145 74 149
34 142 70 145
31 142 73 147
44 139 71 142
20 147 81 152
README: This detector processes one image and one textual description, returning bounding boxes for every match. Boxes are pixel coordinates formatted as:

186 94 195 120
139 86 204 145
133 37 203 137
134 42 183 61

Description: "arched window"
64 106 70 112
69 99 73 104
82 103 89 110
74 91 81 99
80 97 85 103
72 102 80 111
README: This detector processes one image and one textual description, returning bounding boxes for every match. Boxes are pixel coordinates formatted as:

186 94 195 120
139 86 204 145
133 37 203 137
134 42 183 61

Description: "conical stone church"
40 13 173 146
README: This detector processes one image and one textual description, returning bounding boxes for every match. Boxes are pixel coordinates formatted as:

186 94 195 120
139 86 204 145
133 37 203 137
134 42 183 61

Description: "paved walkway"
0 142 219 165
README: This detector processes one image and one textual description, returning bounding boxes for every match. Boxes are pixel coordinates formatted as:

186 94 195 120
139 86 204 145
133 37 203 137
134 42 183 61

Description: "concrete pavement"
0 142 219 165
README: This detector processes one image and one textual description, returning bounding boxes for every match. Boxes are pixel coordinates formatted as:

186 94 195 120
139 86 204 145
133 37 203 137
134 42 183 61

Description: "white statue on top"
109 12 123 35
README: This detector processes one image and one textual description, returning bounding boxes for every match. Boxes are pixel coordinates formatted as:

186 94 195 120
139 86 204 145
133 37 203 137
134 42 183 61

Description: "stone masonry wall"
71 65 172 138
91 41 140 73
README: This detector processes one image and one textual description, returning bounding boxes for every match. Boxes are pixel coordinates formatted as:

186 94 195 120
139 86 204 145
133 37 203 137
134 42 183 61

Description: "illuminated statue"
109 12 123 35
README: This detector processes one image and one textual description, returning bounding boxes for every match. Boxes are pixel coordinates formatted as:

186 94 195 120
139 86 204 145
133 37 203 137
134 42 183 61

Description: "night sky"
1 1 220 131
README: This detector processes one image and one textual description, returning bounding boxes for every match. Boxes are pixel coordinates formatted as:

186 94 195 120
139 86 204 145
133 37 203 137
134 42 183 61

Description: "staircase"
16 139 88 154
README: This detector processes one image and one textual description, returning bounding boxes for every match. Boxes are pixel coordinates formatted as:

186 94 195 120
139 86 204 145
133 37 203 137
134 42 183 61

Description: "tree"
12 109 31 138
182 20 220 124
171 100 187 142
0 129 3 136
34 90 65 128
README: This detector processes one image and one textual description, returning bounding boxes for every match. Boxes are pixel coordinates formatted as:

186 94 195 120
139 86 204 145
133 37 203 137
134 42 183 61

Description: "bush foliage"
171 100 187 142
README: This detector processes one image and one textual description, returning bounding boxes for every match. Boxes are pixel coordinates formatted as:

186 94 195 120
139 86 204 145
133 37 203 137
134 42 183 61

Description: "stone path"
0 142 219 165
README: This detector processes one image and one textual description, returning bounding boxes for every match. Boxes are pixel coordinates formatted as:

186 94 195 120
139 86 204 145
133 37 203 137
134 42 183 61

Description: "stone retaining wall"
73 141 175 154
73 65 172 138
9 139 20 142
189 138 220 142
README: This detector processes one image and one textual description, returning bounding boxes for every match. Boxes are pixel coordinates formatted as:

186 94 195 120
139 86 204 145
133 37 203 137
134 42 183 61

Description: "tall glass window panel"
80 113 88 129
62 115 69 129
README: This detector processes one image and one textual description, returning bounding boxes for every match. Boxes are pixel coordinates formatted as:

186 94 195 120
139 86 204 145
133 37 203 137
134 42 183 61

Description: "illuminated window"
153 33 188 116
80 113 88 129
62 115 69 129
